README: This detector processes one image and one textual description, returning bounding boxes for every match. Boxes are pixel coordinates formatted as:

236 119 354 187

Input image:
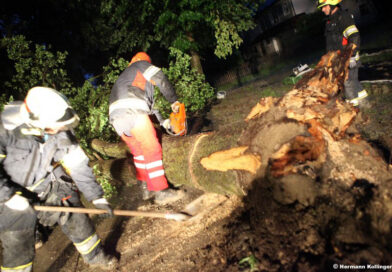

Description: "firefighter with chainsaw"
109 52 185 204
0 87 118 271
318 0 369 108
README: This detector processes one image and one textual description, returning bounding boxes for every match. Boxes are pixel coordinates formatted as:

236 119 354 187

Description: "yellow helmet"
317 0 341 9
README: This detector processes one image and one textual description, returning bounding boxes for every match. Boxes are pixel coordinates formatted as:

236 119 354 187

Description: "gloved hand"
37 192 67 227
5 194 30 211
349 57 357 69
171 101 181 113
161 119 171 131
93 198 113 218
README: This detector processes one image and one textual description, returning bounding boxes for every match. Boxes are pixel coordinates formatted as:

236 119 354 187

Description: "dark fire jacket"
109 60 177 119
0 102 104 204
325 7 360 56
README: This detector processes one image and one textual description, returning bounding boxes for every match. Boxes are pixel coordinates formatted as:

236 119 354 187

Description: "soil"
25 50 392 272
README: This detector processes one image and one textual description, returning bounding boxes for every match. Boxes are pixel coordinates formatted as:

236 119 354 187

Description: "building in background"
244 0 378 58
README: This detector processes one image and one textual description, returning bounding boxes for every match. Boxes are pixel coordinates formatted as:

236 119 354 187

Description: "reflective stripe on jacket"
325 8 360 56
0 108 104 203
109 60 177 118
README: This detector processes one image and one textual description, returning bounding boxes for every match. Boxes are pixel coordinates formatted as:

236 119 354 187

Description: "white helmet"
20 86 79 129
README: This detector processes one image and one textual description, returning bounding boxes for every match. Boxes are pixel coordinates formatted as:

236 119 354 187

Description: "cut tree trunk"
91 45 392 270
91 125 246 195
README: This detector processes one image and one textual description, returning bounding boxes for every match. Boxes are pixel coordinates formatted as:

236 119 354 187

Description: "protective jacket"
109 60 177 120
325 7 360 56
0 101 108 272
0 102 104 204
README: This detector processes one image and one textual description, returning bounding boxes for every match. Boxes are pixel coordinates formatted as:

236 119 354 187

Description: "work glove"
93 198 113 218
171 101 181 113
5 194 30 211
161 119 171 131
349 57 358 69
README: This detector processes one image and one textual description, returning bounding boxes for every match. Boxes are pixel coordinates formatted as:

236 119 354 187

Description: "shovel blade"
182 193 228 218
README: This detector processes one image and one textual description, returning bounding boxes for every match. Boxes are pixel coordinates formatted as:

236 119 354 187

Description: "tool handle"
34 205 171 219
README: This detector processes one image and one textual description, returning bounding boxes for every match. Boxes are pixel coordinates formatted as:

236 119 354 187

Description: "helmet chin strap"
328 4 339 16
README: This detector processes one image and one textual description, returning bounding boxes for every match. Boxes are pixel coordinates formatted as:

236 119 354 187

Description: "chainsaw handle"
165 120 187 136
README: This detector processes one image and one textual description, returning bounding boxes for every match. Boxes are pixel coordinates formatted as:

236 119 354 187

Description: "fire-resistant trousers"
42 179 103 262
120 114 169 191
0 206 36 272
344 65 362 100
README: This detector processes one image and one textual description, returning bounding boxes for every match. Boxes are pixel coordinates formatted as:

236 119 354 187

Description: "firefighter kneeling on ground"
0 87 118 271
109 52 185 204
318 0 370 108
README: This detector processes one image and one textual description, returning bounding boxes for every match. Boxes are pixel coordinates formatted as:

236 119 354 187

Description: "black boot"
84 249 118 270
138 181 155 200
154 188 185 205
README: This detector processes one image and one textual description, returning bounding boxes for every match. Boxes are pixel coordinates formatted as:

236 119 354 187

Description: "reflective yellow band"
0 154 6 158
1 261 33 271
355 52 360 61
357 90 368 100
26 178 45 192
143 66 160 81
74 233 101 255
347 98 359 106
109 98 149 115
20 128 42 136
343 25 359 38
61 146 87 170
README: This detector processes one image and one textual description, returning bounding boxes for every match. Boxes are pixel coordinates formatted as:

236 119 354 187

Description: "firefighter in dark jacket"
318 0 369 107
0 87 117 271
109 52 184 204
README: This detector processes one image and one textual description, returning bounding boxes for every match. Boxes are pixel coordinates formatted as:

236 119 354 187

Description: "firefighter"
0 87 118 271
318 0 369 108
109 52 184 204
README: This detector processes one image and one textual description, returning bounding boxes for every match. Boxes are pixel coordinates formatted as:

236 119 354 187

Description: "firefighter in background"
109 52 184 204
318 0 369 108
0 87 117 271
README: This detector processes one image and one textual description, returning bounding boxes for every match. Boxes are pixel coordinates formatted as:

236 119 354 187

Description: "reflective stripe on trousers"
1 262 33 272
121 114 169 191
74 233 101 255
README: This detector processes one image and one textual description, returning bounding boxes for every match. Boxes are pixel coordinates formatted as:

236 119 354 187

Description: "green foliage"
92 164 117 199
155 48 215 118
1 35 73 99
99 0 158 54
260 87 278 97
212 0 256 59
283 75 302 85
70 58 128 150
100 0 258 62
0 95 13 112
239 255 259 272
0 35 122 151
360 51 392 64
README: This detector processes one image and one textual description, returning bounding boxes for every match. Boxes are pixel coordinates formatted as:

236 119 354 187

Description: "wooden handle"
33 205 170 218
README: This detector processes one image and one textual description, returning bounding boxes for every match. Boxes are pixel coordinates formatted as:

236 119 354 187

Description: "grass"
361 50 392 64
239 255 259 272
208 82 290 132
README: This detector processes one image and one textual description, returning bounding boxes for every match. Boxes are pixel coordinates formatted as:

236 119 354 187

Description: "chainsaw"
165 102 187 136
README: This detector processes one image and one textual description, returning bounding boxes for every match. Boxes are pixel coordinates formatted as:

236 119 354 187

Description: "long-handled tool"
33 206 191 222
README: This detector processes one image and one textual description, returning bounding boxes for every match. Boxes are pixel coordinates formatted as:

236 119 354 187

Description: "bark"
91 125 245 195
186 32 204 74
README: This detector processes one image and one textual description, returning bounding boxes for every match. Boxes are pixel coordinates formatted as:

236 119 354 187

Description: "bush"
155 47 215 118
